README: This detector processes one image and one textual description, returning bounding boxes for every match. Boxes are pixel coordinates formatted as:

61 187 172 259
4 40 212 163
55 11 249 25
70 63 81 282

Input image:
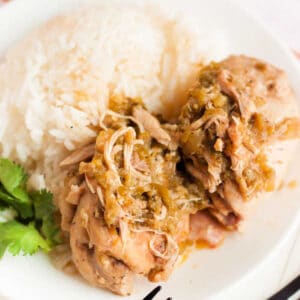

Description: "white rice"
0 3 226 197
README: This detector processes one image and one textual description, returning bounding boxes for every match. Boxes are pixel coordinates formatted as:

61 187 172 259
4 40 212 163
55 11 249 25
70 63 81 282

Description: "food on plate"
59 97 210 295
55 56 300 295
0 3 299 297
177 55 300 229
0 4 217 200
0 158 60 258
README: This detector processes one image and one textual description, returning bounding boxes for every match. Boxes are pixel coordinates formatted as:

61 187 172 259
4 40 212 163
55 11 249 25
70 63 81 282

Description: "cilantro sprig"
0 158 61 259
31 189 61 246
0 221 50 258
0 159 32 218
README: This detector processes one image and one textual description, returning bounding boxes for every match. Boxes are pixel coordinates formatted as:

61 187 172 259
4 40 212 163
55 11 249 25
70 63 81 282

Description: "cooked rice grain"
0 3 226 197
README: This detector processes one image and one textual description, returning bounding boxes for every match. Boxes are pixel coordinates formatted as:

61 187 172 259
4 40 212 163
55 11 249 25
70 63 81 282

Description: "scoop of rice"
0 3 225 196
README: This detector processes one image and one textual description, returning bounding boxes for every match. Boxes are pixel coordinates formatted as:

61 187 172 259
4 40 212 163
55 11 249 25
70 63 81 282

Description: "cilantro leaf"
0 201 7 211
0 159 27 190
0 159 32 218
41 216 61 245
32 190 61 245
32 189 54 219
0 159 62 260
0 187 32 218
0 188 15 204
0 221 50 259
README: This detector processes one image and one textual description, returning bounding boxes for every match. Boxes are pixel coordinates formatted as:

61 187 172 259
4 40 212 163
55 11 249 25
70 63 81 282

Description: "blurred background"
234 0 300 51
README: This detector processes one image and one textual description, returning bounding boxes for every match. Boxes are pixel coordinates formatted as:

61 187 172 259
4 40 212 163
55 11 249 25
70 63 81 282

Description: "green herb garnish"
0 158 61 258
0 221 50 258
32 189 61 246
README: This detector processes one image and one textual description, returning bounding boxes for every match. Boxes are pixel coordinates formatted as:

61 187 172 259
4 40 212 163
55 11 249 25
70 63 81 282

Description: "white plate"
0 0 300 299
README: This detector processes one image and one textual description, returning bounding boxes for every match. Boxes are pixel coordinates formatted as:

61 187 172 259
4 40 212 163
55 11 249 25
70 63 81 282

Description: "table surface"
0 0 299 299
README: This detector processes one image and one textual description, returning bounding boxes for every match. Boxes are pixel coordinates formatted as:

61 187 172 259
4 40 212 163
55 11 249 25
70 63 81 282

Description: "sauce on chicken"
57 55 300 295
178 55 300 229
58 97 208 295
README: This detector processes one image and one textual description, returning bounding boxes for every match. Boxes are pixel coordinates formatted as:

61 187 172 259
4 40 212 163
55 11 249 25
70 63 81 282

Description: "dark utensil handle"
268 275 300 300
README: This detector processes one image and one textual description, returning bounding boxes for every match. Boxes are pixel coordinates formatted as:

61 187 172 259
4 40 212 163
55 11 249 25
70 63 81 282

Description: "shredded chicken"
179 55 300 229
217 69 256 121
189 211 226 247
65 183 85 205
59 96 207 295
57 56 300 296
70 192 133 295
133 106 176 149
60 143 95 167
59 175 82 231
